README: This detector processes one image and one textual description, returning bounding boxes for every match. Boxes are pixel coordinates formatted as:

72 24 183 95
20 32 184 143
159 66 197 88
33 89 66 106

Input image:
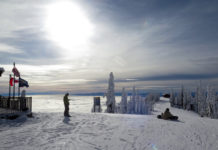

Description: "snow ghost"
120 87 127 113
105 72 116 113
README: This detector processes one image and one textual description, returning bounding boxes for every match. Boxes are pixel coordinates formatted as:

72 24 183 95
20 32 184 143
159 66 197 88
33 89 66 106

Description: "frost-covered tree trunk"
145 93 157 114
154 93 160 102
197 81 207 117
106 72 116 113
128 86 136 114
135 90 140 113
206 86 216 118
215 95 218 118
176 85 184 108
175 96 178 107
120 87 127 113
183 88 187 109
146 95 152 115
138 96 143 114
186 90 192 110
141 98 146 114
170 89 175 106
180 85 184 108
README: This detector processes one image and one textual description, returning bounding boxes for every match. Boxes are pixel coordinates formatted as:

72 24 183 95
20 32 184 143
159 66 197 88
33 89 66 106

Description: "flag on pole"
19 78 29 87
10 78 19 86
12 67 20 77
0 67 4 77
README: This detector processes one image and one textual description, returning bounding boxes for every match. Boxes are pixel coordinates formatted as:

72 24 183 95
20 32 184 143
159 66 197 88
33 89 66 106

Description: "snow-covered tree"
135 89 140 113
119 87 127 113
180 85 184 107
176 85 184 108
174 96 178 107
206 85 217 118
215 95 218 118
185 90 193 110
125 89 160 115
183 88 188 109
170 89 175 107
105 72 116 113
170 81 218 119
138 96 143 114
196 81 207 116
127 86 136 114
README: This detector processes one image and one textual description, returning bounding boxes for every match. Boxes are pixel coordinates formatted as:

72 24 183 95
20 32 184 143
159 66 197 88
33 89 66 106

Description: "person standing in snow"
63 93 71 117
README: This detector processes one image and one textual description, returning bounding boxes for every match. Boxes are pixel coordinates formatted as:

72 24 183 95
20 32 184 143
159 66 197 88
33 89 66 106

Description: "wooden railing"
0 96 32 112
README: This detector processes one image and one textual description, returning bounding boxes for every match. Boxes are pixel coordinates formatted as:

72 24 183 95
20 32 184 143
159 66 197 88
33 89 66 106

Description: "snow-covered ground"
0 95 218 150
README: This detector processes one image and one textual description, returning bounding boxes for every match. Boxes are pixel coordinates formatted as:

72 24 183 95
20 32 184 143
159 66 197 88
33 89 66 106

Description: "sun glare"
45 1 94 58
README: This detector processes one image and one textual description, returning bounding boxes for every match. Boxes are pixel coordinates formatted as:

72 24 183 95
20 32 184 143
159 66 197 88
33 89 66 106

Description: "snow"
0 96 218 150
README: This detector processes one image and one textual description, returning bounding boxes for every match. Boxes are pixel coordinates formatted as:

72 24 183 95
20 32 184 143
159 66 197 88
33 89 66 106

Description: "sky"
0 0 218 94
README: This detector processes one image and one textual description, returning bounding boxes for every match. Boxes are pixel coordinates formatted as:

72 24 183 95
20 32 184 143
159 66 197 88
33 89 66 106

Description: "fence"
0 96 32 113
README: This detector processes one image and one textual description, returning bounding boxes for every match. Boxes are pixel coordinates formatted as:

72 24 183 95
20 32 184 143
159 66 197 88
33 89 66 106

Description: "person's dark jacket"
162 109 173 120
63 95 69 106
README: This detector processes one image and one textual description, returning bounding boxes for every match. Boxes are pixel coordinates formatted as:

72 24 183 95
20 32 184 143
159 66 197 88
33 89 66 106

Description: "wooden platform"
0 107 21 116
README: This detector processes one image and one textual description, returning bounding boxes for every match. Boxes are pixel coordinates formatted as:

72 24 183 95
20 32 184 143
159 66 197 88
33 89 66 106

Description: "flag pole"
13 62 15 99
8 74 11 98
18 77 20 97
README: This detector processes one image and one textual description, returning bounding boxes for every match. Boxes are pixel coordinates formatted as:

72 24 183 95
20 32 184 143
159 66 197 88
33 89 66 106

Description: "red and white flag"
10 78 19 86
12 67 20 77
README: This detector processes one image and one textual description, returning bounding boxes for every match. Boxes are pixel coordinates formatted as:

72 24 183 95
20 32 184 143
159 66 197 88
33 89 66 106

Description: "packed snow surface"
0 95 218 150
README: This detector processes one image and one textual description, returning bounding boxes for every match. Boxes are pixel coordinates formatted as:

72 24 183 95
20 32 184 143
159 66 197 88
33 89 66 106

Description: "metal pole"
8 74 11 108
9 74 11 98
18 77 20 97
13 62 15 99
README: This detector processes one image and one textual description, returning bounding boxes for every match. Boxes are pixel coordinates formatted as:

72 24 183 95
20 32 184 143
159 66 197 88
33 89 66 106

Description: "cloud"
0 0 218 93
0 43 23 54
115 73 218 82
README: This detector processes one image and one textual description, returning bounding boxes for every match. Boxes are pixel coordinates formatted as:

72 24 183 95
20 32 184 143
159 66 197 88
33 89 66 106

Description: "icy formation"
125 87 160 115
118 87 127 114
105 72 116 113
104 73 160 115
127 86 136 113
206 86 218 118
170 82 218 118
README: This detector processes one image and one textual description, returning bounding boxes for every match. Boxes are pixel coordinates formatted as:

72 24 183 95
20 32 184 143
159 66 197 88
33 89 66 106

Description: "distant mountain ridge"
0 92 153 97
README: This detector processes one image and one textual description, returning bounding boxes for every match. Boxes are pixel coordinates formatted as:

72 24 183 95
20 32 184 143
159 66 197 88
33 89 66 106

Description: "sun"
44 1 94 58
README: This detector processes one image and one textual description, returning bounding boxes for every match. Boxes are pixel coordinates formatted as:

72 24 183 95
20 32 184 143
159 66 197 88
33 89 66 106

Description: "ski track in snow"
0 98 218 150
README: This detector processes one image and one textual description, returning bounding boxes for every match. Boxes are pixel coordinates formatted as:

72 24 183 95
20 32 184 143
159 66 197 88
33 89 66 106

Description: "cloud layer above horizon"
0 0 218 93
